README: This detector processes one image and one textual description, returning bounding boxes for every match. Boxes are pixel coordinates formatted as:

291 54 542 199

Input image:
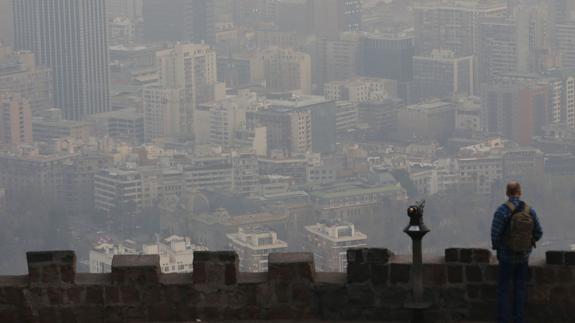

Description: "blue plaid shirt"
491 197 543 263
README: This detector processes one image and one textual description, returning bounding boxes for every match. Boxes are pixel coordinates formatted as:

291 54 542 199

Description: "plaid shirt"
491 197 543 263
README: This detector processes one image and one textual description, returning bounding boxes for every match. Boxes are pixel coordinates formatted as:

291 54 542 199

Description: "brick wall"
0 248 574 322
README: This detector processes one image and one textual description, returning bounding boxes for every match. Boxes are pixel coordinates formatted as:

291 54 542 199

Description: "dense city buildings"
13 0 110 120
0 47 53 113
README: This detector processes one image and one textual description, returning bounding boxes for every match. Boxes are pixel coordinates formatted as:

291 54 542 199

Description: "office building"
555 23 575 70
108 16 136 46
309 0 361 39
0 94 32 146
359 33 414 82
481 79 549 145
87 108 145 144
0 47 53 113
413 0 507 56
227 227 288 272
0 0 13 45
143 86 186 141
142 0 188 41
324 77 396 104
250 47 312 94
397 100 455 144
313 33 360 87
357 98 402 136
305 221 367 272
105 0 142 21
14 0 110 120
247 94 336 157
413 50 475 101
32 109 90 142
189 0 216 45
155 43 222 138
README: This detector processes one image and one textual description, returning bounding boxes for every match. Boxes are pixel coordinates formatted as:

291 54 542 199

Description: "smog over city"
0 1 574 321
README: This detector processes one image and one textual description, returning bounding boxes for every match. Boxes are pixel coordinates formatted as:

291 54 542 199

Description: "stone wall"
0 248 574 322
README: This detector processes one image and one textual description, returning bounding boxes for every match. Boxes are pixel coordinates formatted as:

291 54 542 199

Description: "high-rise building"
105 0 142 21
143 86 186 141
313 33 360 87
309 0 361 39
359 33 414 82
250 47 312 94
413 49 476 102
555 23 575 70
13 0 111 120
143 0 215 44
479 4 550 82
481 79 549 145
188 0 216 45
155 43 222 138
0 47 53 113
413 0 507 56
0 94 32 146
0 0 13 46
304 221 367 272
247 94 336 157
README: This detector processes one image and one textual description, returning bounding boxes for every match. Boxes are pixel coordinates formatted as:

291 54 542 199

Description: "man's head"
506 181 522 197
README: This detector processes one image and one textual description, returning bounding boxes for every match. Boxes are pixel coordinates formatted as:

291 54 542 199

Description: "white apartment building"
305 221 367 272
227 227 288 272
89 235 207 274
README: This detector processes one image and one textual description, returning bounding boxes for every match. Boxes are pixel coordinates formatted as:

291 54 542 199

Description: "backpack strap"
504 201 516 213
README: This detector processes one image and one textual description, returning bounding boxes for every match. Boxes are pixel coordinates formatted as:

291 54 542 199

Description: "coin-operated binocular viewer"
403 200 431 323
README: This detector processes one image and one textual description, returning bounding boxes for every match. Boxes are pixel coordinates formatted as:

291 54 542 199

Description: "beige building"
143 86 186 141
251 47 311 94
227 227 288 272
305 221 367 272
324 77 396 104
0 47 53 113
0 94 32 146
155 43 223 138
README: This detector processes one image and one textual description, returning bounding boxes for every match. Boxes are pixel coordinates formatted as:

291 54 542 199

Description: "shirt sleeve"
530 207 543 242
491 204 508 250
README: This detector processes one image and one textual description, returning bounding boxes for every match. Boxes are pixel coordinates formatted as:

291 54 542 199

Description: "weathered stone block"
26 251 76 285
268 253 315 282
472 249 492 263
565 252 575 266
111 255 160 285
193 251 238 286
546 250 565 265
460 249 472 263
465 265 483 283
447 265 463 284
389 263 410 284
445 248 459 263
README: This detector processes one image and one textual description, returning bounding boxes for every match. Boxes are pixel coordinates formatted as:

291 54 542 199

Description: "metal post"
403 200 431 323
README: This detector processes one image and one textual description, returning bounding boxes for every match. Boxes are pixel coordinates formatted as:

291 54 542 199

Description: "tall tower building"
413 0 507 56
155 43 221 137
188 0 216 45
309 0 362 39
0 94 32 146
13 0 111 120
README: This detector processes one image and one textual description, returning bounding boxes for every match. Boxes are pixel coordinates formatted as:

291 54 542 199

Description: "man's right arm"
491 205 508 250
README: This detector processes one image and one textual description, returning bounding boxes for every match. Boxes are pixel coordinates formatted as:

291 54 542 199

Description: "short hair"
506 181 522 197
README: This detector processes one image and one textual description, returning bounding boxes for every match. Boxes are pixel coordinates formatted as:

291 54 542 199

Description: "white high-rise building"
13 0 111 120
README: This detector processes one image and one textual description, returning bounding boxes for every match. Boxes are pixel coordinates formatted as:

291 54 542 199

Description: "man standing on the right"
491 181 543 323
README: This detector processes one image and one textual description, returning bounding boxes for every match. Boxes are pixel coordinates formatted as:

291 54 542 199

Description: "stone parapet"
0 248 573 322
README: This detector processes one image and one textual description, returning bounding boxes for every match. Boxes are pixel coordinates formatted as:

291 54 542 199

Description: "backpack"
504 201 534 253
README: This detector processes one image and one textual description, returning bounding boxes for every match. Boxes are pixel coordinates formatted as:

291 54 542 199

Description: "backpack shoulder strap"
504 201 516 213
